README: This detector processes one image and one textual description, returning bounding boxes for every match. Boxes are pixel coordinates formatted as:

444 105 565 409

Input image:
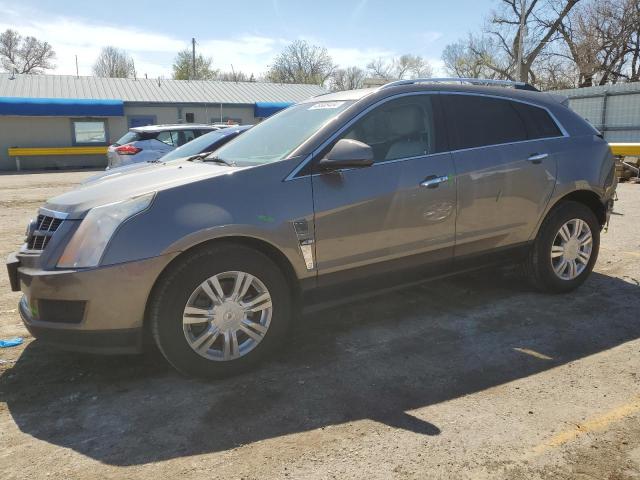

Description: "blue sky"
1 0 495 78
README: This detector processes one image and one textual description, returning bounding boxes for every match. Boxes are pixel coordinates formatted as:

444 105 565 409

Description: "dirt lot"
0 171 639 480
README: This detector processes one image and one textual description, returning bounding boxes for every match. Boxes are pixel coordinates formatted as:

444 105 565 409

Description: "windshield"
213 100 354 165
160 128 238 162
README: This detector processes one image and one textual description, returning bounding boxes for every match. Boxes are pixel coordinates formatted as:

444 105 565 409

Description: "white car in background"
107 124 221 168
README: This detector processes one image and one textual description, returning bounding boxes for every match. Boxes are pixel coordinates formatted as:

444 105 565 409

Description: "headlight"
57 193 155 268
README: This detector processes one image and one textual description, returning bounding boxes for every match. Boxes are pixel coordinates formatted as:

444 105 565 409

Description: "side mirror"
318 139 374 170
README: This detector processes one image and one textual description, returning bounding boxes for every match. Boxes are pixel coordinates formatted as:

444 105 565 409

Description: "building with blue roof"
0 73 325 170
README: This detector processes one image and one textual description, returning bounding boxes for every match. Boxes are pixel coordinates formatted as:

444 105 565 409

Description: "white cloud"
0 3 445 79
0 5 183 77
351 0 369 20
415 31 444 44
198 36 288 75
328 46 396 69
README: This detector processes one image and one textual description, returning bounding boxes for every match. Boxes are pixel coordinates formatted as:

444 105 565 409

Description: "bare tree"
442 37 502 78
366 54 433 81
629 2 640 81
486 0 581 82
366 57 395 80
172 49 218 80
558 0 637 86
93 46 135 78
0 29 55 74
532 52 578 89
330 66 366 91
266 40 335 85
216 70 256 82
396 54 433 78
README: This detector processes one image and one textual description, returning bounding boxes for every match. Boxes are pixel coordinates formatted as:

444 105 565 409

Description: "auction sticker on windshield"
308 101 346 110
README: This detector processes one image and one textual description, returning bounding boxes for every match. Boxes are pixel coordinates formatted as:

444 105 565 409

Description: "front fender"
100 158 315 281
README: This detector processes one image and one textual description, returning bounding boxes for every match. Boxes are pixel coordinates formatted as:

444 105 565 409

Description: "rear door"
311 94 456 286
441 94 561 259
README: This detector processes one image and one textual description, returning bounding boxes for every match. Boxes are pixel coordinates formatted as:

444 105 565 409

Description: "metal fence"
556 82 640 143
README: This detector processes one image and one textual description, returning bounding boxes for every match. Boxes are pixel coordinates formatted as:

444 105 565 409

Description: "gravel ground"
0 171 639 480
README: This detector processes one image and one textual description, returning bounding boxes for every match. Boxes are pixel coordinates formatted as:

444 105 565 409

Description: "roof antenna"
75 55 79 78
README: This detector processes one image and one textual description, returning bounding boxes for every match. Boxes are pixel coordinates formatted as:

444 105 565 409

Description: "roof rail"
380 77 539 92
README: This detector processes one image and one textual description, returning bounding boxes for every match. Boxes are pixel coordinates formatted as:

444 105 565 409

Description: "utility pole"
516 0 527 82
75 55 79 78
191 37 196 80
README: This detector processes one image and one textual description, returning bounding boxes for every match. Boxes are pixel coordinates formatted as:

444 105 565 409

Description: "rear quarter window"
511 102 563 139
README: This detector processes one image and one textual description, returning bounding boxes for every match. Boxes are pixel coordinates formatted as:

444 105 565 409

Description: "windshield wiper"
185 152 213 162
201 155 236 167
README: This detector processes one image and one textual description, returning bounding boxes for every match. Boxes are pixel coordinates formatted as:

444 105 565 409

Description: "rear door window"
179 130 196 146
441 94 527 150
156 131 179 146
511 102 563 139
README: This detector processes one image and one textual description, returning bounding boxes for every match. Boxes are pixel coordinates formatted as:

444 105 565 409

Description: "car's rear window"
114 131 141 146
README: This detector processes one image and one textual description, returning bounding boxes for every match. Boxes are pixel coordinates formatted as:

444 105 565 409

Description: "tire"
149 242 292 378
523 201 600 293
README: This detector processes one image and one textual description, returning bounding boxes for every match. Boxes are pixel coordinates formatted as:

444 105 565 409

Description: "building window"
185 112 195 123
127 115 156 128
72 119 108 145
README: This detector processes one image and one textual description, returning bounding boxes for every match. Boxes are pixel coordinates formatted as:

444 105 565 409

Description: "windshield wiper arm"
185 152 214 162
202 155 236 167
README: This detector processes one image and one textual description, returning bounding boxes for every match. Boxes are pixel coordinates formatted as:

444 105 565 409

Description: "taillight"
115 144 142 155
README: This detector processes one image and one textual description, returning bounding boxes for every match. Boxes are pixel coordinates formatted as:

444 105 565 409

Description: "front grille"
26 213 64 251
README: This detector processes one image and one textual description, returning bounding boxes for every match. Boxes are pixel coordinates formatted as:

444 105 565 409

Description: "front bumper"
7 252 178 354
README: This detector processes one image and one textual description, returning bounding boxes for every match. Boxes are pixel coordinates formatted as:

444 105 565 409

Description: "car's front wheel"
523 200 600 293
149 243 292 378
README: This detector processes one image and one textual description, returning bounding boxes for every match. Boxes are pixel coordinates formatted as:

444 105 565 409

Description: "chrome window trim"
296 152 451 179
283 90 570 182
39 207 69 220
447 135 566 155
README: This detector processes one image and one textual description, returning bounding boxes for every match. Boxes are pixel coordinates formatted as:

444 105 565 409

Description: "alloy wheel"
182 271 273 361
550 218 593 280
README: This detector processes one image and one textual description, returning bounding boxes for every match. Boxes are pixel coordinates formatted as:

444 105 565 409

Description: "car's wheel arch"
533 188 607 240
141 235 302 347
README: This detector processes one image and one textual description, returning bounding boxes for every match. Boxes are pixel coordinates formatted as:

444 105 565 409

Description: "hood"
45 159 241 218
82 161 164 184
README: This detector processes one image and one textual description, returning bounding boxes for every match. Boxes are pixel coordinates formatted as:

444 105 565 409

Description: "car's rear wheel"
523 201 600 293
149 243 292 378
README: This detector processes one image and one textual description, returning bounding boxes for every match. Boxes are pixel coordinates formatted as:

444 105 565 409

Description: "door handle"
420 175 449 188
528 153 548 164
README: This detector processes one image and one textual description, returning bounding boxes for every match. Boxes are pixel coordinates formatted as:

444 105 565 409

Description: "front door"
311 94 457 286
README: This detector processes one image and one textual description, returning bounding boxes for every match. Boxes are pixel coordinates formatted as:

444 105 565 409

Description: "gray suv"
6 78 616 378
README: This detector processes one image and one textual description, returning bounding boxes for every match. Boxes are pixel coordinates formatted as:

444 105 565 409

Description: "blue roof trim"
254 102 293 118
0 97 124 117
